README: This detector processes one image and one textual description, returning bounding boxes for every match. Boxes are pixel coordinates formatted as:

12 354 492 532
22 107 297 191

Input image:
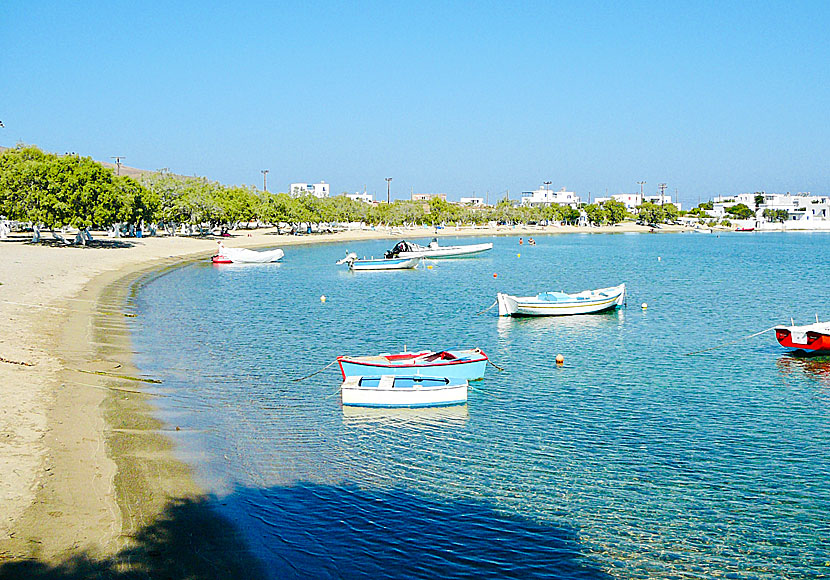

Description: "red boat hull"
775 327 830 354
212 255 233 264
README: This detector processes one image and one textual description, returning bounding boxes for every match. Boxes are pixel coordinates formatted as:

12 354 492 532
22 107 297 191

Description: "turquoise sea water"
131 232 830 579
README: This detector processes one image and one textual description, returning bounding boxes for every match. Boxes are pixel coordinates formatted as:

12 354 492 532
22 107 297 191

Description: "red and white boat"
775 317 830 354
211 242 284 264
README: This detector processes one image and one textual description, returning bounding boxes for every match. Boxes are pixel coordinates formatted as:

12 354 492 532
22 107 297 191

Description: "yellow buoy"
555 354 564 366
427 265 433 269
641 302 648 309
517 253 521 258
320 295 327 303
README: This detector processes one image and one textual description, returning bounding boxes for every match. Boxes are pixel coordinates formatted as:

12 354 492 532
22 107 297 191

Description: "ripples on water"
132 232 830 579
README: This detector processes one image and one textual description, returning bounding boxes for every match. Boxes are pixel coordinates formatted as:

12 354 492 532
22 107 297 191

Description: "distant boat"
735 227 755 232
497 284 626 317
341 375 468 408
212 243 284 264
338 348 488 380
336 251 420 271
775 317 830 354
386 239 493 259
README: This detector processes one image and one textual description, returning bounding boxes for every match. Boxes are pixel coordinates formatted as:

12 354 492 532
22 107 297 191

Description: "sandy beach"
0 222 688 574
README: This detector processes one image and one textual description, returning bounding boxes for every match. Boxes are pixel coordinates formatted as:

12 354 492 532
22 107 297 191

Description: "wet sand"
0 222 688 574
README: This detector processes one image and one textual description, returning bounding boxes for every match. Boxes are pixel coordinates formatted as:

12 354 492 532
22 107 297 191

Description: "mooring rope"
684 326 777 356
292 359 338 382
487 358 505 371
476 300 497 315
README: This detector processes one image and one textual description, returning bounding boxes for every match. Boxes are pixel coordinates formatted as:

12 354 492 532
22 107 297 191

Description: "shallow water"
131 232 830 579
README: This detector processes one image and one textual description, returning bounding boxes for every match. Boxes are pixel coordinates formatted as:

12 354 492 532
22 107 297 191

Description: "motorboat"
775 317 830 354
341 375 468 408
336 251 420 271
212 243 284 264
497 284 626 317
386 239 493 259
338 348 488 381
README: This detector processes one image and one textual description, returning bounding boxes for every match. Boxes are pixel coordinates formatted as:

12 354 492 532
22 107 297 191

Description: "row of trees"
5 144 756 240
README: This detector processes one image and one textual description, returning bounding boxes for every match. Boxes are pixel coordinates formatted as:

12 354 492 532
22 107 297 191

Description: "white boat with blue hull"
341 375 468 408
336 251 420 271
338 348 488 381
497 284 626 317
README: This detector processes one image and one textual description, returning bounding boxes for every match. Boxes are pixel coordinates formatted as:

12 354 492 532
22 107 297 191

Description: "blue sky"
2 1 828 206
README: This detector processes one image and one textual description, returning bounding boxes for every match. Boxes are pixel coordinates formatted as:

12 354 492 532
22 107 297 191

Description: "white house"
594 193 642 211
346 192 374 204
290 181 330 198
520 186 580 208
758 193 830 223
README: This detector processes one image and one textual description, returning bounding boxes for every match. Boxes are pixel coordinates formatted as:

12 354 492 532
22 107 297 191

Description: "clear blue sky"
2 1 829 206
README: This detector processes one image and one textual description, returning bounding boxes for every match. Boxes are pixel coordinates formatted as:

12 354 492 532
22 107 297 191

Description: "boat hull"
215 247 285 263
338 349 488 381
341 375 468 408
397 242 493 259
497 284 626 317
350 257 420 270
775 323 830 354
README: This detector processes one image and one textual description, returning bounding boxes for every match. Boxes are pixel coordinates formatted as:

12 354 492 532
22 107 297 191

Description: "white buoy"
320 295 326 303
658 256 661 261
642 302 648 309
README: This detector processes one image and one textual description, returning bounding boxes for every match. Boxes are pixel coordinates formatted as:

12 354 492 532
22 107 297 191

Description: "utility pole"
385 177 392 204
637 180 646 201
261 169 269 191
111 156 125 176
659 183 667 206
544 181 551 191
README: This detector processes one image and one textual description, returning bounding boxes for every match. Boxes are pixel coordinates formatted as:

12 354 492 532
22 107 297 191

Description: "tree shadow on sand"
1 483 613 580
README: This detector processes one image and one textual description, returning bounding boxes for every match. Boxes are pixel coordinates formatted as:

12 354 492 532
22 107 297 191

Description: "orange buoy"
493 273 498 278
555 354 564 365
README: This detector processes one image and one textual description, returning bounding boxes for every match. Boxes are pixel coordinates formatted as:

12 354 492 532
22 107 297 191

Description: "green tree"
725 203 753 220
601 199 629 225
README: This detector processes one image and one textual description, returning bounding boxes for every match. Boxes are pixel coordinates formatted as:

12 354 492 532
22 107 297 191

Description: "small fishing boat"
775 316 830 354
212 243 284 264
735 227 755 232
341 375 468 408
386 239 493 259
338 348 488 380
336 252 420 271
497 284 626 317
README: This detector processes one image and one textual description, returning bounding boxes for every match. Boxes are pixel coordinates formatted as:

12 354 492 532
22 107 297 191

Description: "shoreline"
0 222 691 569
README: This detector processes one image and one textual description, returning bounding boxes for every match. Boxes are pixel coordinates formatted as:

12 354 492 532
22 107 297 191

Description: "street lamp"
111 156 125 176
385 177 393 204
261 169 269 192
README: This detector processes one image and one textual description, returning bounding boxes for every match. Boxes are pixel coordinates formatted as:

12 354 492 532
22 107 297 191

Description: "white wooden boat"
497 284 626 317
341 375 468 407
336 252 420 271
212 243 284 264
387 239 493 259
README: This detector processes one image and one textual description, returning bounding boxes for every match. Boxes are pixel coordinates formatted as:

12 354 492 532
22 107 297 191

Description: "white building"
758 193 830 223
711 193 758 219
643 195 681 211
290 181 329 198
594 193 642 211
345 192 374 204
520 186 580 208
459 197 484 206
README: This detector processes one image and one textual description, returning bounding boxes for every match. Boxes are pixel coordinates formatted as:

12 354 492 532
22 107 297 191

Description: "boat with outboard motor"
336 251 420 271
212 242 285 264
341 375 468 408
338 348 488 380
497 284 626 317
386 239 493 259
775 316 830 354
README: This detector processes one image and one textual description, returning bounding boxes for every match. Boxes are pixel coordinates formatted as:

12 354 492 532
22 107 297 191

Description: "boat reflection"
496 308 624 340
776 355 830 387
341 403 469 428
